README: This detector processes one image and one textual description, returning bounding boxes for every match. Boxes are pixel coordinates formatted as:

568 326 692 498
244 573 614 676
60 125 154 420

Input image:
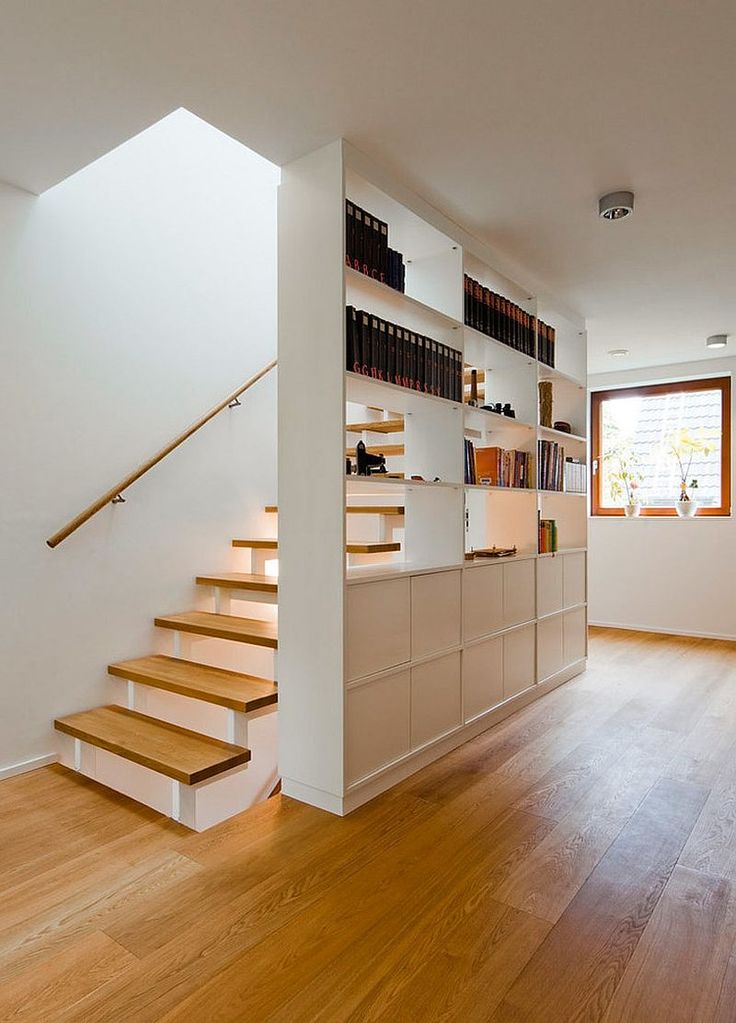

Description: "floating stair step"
345 444 404 458
196 572 278 594
264 506 278 514
108 655 277 712
231 538 278 550
346 418 405 434
266 506 403 516
55 705 251 784
154 611 278 649
347 505 404 515
346 542 401 554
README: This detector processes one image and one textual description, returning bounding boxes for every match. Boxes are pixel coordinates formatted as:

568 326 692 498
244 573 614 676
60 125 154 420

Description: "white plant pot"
624 503 641 518
675 500 698 518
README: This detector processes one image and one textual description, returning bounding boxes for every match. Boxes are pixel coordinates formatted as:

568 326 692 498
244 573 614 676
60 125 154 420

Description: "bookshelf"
278 140 588 815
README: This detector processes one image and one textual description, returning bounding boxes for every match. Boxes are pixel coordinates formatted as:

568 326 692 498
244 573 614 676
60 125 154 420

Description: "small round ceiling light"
608 348 630 357
599 191 635 220
706 334 728 350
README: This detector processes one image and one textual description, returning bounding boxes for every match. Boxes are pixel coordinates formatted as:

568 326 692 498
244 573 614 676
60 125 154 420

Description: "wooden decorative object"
539 381 553 428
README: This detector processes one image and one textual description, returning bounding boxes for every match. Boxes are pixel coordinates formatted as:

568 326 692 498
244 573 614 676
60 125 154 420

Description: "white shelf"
463 324 536 369
537 547 588 558
538 364 586 389
345 266 462 333
346 371 463 415
346 475 462 490
465 406 536 432
539 489 588 498
346 560 465 584
464 484 535 494
538 424 587 444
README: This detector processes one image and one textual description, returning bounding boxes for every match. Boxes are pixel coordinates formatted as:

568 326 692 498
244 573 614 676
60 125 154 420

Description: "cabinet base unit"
279 140 588 814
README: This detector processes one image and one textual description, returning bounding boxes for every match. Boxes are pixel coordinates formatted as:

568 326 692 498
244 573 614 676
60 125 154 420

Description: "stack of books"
538 518 558 553
464 275 535 356
464 442 532 488
564 458 587 494
538 439 565 491
537 322 556 367
345 200 405 292
347 306 462 401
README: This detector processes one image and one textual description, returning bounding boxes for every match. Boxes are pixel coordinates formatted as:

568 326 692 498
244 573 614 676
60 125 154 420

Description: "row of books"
538 518 558 554
464 441 533 488
538 440 565 491
346 306 463 401
564 458 587 494
346 200 406 292
463 274 557 367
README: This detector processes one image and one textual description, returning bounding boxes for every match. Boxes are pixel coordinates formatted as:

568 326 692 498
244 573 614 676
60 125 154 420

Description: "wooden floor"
2 628 736 1022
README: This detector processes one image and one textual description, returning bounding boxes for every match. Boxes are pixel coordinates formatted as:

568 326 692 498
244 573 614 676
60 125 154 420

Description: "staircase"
53 497 404 830
54 522 280 832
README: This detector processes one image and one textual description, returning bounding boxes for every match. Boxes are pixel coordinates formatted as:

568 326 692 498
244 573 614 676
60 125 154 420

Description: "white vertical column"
278 140 347 813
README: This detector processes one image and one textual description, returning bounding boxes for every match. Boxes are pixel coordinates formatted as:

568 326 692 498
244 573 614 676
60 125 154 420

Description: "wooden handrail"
47 359 277 549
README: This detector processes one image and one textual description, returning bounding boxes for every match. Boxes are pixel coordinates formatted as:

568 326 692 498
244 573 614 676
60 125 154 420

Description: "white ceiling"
3 0 736 374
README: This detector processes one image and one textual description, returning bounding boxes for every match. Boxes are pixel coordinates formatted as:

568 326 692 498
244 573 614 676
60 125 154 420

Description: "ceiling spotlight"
599 191 635 220
608 348 630 357
706 334 728 349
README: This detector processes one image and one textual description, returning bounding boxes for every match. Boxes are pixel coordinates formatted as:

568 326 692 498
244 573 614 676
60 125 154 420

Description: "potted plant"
603 447 643 516
667 428 715 518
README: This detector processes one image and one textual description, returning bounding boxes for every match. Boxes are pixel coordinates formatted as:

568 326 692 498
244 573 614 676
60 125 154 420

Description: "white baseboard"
0 752 58 781
589 620 736 643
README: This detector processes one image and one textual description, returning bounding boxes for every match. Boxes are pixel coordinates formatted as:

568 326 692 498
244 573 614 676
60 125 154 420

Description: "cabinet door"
563 607 588 665
503 624 536 699
503 560 536 628
563 552 587 608
463 564 503 641
346 578 410 682
463 636 504 721
537 556 563 618
411 651 462 749
346 670 411 784
537 613 564 682
411 570 462 660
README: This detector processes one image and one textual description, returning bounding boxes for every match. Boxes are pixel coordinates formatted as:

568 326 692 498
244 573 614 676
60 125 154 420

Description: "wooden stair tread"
231 538 278 550
346 542 402 554
195 572 277 593
54 705 251 784
345 418 404 434
154 612 278 649
347 505 404 515
346 444 404 458
266 506 404 516
108 655 277 712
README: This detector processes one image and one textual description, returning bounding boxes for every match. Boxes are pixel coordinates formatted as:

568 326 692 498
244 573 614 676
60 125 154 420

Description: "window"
591 376 731 516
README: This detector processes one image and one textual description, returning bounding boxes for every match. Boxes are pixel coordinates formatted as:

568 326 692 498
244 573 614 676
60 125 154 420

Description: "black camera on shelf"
354 441 387 476
480 402 516 418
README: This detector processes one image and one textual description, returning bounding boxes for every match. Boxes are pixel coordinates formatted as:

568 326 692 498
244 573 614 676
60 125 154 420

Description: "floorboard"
0 627 734 1022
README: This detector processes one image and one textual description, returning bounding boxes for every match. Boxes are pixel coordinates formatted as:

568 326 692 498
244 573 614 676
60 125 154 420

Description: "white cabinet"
564 607 587 665
463 636 504 721
411 570 462 659
537 556 563 618
503 623 536 699
503 560 536 628
346 578 410 681
537 613 564 682
563 552 587 608
346 670 411 784
463 564 503 641
411 651 462 749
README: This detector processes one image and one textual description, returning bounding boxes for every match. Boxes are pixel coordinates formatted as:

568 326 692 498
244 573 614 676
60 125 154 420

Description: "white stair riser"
161 632 277 681
57 707 278 831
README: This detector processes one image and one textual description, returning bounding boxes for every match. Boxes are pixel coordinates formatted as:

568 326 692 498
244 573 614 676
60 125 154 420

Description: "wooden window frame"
591 376 732 516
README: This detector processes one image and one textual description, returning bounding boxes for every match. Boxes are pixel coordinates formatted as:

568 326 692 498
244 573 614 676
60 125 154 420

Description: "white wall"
0 109 279 775
588 356 736 641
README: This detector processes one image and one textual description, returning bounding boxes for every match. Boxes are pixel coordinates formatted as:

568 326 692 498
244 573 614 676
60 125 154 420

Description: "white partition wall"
278 140 588 814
